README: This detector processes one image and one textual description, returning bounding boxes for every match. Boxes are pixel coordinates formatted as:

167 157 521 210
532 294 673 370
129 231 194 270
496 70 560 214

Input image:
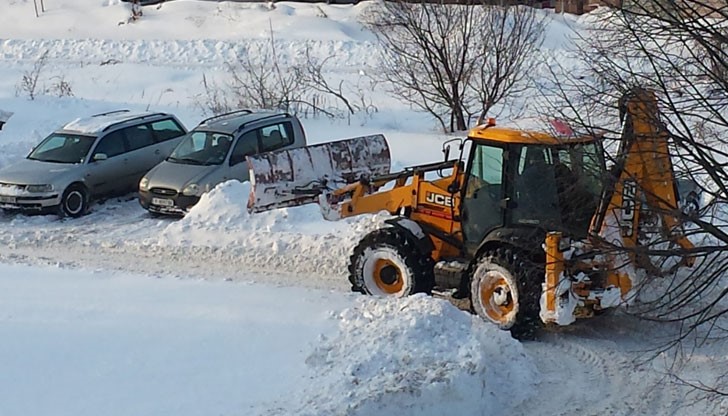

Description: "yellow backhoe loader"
246 88 695 337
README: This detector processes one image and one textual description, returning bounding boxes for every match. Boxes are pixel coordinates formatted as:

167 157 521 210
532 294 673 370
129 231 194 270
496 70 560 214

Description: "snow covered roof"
61 110 160 135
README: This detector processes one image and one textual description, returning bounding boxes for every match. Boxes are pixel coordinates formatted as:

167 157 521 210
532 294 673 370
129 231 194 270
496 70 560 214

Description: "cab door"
461 143 506 249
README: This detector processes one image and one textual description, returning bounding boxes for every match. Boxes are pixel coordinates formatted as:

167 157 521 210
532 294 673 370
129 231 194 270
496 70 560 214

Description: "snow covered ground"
0 1 726 415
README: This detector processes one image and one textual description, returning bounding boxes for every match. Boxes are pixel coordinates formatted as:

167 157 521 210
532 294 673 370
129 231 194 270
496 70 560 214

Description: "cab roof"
468 125 597 145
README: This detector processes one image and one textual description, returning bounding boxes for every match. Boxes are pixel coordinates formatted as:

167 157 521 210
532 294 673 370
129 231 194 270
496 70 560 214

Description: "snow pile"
297 295 539 415
161 180 382 239
158 180 388 276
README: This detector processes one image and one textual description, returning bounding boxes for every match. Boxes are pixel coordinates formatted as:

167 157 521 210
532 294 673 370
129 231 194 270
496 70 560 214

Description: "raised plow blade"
247 134 391 213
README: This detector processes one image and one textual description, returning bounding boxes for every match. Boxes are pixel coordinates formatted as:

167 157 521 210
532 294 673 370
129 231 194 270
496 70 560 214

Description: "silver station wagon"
0 110 187 217
139 110 306 216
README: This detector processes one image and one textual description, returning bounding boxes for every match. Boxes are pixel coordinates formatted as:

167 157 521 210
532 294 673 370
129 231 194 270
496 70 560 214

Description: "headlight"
139 177 149 192
182 183 199 196
26 184 53 193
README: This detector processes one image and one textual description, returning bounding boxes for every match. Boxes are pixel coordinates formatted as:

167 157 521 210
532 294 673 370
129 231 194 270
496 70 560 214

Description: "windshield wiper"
168 157 204 165
28 157 71 163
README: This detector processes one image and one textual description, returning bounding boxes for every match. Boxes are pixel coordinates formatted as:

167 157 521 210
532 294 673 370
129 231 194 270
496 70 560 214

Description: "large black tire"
59 184 89 218
469 248 542 339
348 227 435 297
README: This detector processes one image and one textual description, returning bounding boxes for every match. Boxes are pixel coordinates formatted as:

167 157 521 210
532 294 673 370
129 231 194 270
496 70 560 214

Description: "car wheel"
60 184 89 217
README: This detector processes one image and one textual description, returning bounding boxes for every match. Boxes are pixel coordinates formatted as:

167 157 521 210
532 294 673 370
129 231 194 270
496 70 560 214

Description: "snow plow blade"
247 134 391 213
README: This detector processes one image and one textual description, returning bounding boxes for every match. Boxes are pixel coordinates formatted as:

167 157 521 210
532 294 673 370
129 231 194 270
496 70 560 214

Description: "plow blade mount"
247 134 391 213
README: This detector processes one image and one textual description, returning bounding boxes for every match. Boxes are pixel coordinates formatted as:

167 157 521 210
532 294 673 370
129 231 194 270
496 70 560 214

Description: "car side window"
124 125 155 151
260 122 294 152
149 119 185 142
94 130 127 158
230 130 259 166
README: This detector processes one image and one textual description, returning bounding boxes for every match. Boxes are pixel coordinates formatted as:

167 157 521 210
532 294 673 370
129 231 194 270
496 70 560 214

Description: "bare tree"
226 24 303 113
197 24 375 120
540 0 728 398
17 50 50 100
361 0 544 132
471 4 545 120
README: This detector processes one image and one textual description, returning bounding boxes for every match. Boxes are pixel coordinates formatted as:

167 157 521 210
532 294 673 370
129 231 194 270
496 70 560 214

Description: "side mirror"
93 153 108 162
441 138 463 162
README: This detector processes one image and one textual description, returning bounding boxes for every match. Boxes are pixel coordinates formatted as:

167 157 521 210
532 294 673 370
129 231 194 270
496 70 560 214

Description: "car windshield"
167 131 234 166
27 133 96 164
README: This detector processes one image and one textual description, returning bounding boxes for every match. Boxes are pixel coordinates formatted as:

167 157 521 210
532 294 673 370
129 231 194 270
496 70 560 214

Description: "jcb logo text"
426 192 454 207
621 180 637 237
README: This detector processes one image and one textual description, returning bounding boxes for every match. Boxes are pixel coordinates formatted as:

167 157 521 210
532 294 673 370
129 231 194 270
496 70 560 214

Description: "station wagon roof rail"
198 109 253 126
101 112 170 132
91 109 130 117
233 112 292 134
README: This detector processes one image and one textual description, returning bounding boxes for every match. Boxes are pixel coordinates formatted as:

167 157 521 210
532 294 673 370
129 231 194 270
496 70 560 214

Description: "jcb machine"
247 88 694 337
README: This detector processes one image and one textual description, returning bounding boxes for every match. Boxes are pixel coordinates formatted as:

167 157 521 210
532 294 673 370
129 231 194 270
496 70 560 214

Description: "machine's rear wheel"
469 249 541 339
348 227 434 297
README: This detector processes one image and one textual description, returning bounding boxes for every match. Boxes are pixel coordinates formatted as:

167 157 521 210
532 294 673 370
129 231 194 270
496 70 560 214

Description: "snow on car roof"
61 110 158 135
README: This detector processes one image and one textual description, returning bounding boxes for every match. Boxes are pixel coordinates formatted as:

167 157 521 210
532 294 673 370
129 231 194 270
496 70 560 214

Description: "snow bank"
161 180 378 239
296 295 539 415
158 180 387 276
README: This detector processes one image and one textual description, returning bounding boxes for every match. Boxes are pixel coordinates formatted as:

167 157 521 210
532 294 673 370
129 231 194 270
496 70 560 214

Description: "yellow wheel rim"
372 258 403 294
479 273 515 324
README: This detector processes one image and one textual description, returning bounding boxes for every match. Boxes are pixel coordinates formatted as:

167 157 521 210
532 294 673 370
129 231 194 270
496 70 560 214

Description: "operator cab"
460 126 605 253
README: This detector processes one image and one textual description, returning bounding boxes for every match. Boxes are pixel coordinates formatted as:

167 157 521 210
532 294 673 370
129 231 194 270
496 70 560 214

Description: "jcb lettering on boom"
621 180 637 237
426 192 453 207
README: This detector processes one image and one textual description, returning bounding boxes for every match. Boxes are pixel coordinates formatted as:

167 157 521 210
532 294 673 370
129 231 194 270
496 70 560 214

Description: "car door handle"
154 149 161 155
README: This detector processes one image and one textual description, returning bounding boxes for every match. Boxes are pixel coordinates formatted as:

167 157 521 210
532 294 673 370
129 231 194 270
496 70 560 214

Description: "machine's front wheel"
348 228 434 297
469 249 541 339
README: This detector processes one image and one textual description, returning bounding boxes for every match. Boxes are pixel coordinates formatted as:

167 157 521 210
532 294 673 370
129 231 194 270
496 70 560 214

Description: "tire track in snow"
0 199 357 289
516 317 708 416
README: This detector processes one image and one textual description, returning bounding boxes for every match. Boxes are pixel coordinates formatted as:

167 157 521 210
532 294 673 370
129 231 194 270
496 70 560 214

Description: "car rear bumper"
139 189 200 216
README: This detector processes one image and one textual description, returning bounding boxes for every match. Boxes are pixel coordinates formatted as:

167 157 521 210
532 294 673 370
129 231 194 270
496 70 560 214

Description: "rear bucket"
247 134 391 213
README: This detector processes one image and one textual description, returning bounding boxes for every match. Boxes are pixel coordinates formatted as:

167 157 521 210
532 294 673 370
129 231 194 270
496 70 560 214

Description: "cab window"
462 143 504 245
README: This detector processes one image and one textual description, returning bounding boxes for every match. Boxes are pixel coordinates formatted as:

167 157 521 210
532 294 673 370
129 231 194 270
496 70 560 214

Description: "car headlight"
182 183 199 196
139 177 149 192
26 184 54 193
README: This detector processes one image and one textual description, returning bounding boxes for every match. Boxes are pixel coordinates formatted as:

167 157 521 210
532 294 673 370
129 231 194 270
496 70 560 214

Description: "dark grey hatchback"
139 110 307 216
